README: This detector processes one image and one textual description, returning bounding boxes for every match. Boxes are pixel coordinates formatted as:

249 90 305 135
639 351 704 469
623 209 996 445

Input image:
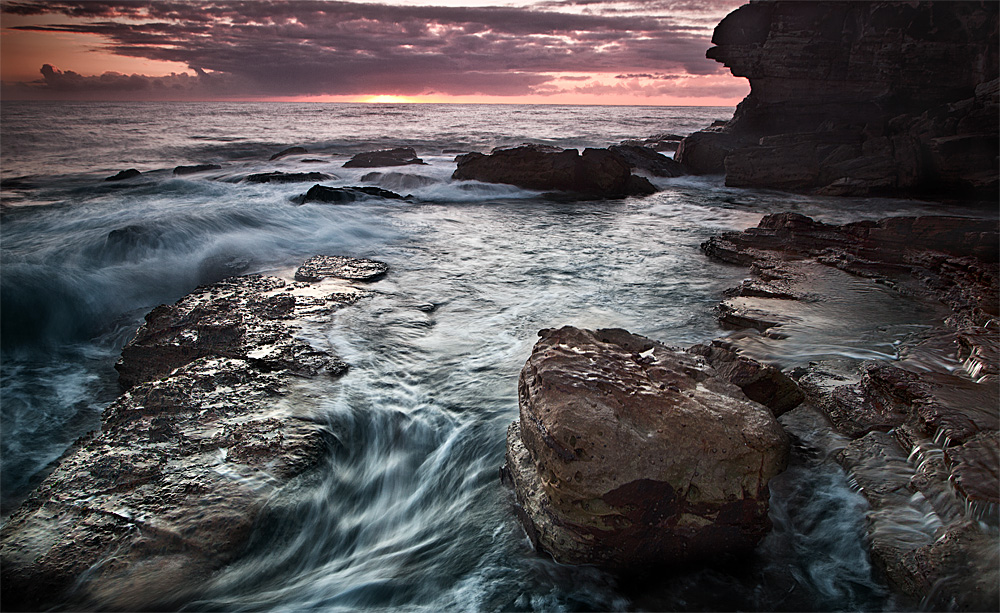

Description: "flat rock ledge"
502 326 789 570
701 214 999 609
0 260 382 611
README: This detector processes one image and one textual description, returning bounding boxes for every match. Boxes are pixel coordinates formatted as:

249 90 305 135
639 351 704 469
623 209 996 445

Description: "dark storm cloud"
2 0 739 98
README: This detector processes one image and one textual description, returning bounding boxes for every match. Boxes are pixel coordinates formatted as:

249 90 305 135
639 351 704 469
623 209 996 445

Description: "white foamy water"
2 101 993 611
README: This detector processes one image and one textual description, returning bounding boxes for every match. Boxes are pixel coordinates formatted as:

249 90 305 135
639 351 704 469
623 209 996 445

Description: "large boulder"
452 145 656 198
503 326 789 570
0 265 377 610
293 184 405 205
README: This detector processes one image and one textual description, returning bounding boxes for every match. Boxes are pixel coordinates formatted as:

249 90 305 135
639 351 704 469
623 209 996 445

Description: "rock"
837 431 999 611
342 147 425 168
360 171 438 190
689 339 804 416
681 1 999 198
608 145 686 177
675 130 744 175
619 133 684 152
104 169 141 181
0 266 373 611
115 273 355 390
294 184 406 205
269 146 307 161
245 172 332 184
173 164 222 175
452 145 657 198
502 326 789 570
294 255 388 283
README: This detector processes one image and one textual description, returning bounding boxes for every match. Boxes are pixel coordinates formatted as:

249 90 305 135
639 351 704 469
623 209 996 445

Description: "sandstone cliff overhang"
677 1 999 200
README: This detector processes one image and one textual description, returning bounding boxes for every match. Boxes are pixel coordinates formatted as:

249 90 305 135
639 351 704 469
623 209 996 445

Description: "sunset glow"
0 0 748 104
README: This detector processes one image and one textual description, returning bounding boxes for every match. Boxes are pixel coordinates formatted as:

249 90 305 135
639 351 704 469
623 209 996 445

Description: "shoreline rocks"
245 171 332 184
104 169 141 182
502 326 789 570
700 213 999 609
0 259 383 611
678 1 999 199
453 144 657 198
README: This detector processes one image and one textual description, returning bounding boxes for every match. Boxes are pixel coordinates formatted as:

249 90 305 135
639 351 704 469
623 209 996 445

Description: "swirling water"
1 102 990 610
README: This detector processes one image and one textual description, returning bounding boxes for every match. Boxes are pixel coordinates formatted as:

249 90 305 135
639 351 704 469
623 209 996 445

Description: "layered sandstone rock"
701 213 999 608
678 1 999 198
503 327 789 570
1 262 380 611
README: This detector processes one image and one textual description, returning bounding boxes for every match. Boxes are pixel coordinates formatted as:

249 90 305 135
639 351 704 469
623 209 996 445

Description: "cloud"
2 0 745 99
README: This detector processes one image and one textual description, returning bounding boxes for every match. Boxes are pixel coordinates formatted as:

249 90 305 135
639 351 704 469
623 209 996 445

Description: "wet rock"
503 326 789 570
105 169 141 181
689 339 804 416
294 184 406 205
173 164 222 175
342 147 425 168
269 146 307 161
245 171 332 184
115 273 358 390
607 144 686 178
682 1 999 198
0 265 373 611
452 145 657 198
837 431 999 611
294 255 388 283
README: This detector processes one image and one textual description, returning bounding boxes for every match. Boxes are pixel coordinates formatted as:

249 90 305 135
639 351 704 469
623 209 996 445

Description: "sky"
0 0 749 105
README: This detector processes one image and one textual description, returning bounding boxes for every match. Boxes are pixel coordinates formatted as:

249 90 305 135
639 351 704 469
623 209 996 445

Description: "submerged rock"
294 184 405 205
0 264 376 610
679 1 999 198
173 164 222 175
343 147 425 168
245 171 332 184
360 171 438 190
503 326 789 570
294 255 388 283
269 146 307 161
452 145 657 198
104 168 141 181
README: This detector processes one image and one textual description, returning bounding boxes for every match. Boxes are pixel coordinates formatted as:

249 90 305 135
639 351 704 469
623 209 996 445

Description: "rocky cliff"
677 1 999 199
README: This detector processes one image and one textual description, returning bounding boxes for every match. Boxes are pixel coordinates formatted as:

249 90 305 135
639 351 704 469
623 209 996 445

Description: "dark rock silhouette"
677 1 999 199
343 147 425 168
104 169 141 181
245 171 332 184
174 164 222 175
294 184 406 205
453 145 657 197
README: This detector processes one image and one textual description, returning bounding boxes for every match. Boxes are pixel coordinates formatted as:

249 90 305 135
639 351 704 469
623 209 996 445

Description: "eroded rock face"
1 266 378 610
607 144 686 178
503 326 789 570
452 145 657 198
679 1 999 198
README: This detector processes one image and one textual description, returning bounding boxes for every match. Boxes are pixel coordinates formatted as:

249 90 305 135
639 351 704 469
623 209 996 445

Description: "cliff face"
678 1 999 199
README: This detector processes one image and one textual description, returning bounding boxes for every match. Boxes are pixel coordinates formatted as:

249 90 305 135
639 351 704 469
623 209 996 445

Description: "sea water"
1 101 990 611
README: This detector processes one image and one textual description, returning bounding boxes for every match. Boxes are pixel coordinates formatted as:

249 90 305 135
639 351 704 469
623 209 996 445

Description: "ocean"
0 101 986 610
